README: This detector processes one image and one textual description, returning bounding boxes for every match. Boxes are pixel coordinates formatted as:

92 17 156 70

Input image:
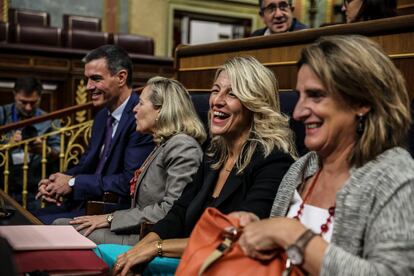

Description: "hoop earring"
356 113 365 135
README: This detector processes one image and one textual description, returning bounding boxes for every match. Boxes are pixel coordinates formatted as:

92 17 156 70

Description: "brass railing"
0 102 94 209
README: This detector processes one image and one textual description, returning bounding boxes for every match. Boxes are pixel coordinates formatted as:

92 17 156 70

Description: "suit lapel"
106 92 136 160
212 150 261 208
132 145 163 204
212 168 242 207
91 108 109 159
185 163 219 225
198 167 220 201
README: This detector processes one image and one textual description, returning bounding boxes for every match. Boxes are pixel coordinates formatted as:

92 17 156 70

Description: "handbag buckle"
222 226 241 241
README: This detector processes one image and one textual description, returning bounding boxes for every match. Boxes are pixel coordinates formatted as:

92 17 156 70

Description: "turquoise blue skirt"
94 244 180 276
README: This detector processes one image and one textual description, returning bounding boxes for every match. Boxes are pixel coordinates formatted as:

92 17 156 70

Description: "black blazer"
152 147 294 239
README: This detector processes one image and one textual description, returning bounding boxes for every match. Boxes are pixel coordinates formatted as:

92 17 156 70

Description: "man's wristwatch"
68 177 75 187
286 229 317 266
106 213 114 225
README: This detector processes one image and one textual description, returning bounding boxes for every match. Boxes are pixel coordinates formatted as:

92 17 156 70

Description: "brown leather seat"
63 14 101 32
112 33 154 55
0 22 9 42
64 29 109 50
8 8 50 27
13 25 62 47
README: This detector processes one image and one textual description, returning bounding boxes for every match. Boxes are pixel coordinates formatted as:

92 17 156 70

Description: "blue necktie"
95 115 115 174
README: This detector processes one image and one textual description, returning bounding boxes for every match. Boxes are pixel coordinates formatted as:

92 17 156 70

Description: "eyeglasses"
260 1 290 16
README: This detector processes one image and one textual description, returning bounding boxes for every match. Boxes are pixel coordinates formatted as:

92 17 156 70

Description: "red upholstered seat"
113 33 154 55
8 8 50 27
13 25 62 47
63 14 102 32
65 29 110 50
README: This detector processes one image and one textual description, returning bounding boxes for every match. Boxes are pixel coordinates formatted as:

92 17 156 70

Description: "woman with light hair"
55 76 206 245
234 35 414 275
111 56 296 275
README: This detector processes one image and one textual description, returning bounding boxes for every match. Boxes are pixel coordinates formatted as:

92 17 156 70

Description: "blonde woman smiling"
112 56 296 275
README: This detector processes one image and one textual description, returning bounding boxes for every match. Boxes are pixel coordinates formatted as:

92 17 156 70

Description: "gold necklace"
224 158 236 172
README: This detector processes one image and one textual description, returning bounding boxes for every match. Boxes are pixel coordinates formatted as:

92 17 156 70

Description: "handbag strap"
198 226 241 276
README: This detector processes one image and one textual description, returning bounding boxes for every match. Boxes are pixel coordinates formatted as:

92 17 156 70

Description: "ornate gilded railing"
0 102 94 208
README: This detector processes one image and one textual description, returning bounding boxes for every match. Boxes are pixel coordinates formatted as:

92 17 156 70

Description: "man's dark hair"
259 0 264 8
356 0 397 21
14 77 42 95
82 44 133 88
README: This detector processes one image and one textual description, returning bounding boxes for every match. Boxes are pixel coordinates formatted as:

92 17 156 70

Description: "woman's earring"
356 113 365 135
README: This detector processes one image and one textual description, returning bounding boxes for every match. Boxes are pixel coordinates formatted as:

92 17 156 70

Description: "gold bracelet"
156 240 163 257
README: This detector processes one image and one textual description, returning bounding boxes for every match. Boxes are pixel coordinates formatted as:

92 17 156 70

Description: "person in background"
0 76 60 211
234 35 414 275
110 56 296 275
54 77 206 246
35 45 154 224
342 0 397 23
251 0 308 36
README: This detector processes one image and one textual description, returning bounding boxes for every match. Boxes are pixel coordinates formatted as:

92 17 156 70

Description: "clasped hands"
36 173 73 205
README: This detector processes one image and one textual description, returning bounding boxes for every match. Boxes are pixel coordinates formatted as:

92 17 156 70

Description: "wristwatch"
106 213 114 225
68 177 76 187
286 229 317 265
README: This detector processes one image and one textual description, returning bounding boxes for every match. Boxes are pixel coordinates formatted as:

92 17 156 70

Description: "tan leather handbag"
175 207 303 276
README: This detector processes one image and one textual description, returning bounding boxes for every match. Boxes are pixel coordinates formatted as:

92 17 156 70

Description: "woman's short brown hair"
298 35 411 167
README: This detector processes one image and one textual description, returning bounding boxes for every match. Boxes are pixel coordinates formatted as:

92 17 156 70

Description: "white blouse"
286 190 335 242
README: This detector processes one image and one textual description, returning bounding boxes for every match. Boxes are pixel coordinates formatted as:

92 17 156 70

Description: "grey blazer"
110 133 203 233
271 147 414 275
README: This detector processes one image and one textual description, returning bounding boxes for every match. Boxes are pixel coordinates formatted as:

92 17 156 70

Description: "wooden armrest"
85 192 120 215
140 221 154 238
85 201 118 215
102 192 119 203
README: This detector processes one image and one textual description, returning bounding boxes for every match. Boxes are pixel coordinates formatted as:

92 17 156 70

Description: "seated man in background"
251 0 308 36
0 77 60 211
35 45 154 224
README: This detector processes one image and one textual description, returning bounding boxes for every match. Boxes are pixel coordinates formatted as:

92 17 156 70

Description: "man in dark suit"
35 45 154 224
251 0 307 36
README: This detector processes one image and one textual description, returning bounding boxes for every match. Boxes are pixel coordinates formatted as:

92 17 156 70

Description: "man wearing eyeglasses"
0 77 60 211
252 0 308 36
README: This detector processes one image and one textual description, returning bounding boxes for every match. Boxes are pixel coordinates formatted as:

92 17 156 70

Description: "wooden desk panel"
0 191 110 275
